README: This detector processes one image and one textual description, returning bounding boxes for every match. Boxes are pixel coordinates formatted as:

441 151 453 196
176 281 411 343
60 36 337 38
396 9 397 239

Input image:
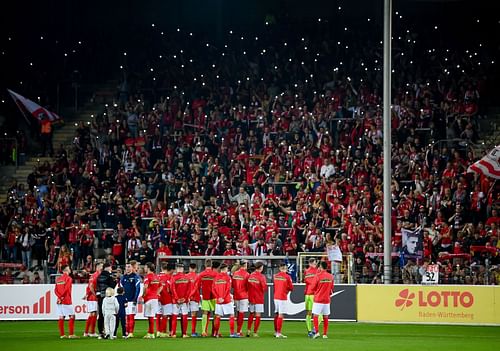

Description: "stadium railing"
156 255 298 281
297 252 354 284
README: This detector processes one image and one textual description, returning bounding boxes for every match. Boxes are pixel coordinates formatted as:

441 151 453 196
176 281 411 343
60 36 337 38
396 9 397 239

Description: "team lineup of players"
54 258 333 339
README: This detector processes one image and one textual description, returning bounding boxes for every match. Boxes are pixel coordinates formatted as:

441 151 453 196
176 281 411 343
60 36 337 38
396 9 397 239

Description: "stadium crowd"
0 18 499 285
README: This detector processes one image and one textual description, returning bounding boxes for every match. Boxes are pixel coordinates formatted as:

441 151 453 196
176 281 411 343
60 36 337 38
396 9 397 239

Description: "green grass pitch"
0 320 498 351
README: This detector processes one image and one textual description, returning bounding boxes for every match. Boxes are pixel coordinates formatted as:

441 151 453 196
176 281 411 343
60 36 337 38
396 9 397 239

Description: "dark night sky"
1 0 499 42
0 0 499 130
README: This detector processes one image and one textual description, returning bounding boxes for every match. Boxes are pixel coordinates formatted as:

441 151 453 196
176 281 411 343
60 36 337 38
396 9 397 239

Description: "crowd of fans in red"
0 19 499 285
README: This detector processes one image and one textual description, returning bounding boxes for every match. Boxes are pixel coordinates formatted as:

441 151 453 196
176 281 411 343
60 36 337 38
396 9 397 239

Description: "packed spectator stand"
0 16 499 286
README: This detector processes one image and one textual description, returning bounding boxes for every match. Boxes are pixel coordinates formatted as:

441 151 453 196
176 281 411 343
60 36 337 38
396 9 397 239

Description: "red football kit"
212 273 232 304
312 270 334 304
158 272 173 305
143 272 161 302
185 271 200 302
273 271 293 300
55 273 73 305
231 268 249 300
247 271 267 304
198 268 218 300
171 273 192 304
85 271 99 301
304 267 318 295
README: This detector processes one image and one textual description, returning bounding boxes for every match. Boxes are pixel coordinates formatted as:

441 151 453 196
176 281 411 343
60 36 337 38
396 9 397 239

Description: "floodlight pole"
383 0 393 284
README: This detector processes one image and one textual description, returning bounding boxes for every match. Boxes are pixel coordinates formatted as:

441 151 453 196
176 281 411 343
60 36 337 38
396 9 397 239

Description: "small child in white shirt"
102 287 119 339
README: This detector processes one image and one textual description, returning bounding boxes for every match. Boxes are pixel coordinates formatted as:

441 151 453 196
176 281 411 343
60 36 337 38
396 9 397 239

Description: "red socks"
214 316 221 336
130 315 136 333
148 317 155 334
313 315 319 334
90 315 97 334
126 315 132 333
85 317 91 334
237 312 244 333
171 315 178 336
182 315 188 336
273 315 278 332
254 316 261 333
156 314 162 333
161 315 168 333
276 316 283 334
191 315 197 335
314 315 329 335
58 318 65 336
229 316 235 335
247 313 254 331
68 317 75 335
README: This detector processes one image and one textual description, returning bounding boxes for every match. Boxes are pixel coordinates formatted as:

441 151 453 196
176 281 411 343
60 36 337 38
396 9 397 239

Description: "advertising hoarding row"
1 283 499 325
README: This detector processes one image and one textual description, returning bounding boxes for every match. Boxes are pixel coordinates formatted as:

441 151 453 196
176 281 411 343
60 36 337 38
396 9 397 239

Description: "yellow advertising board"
357 284 500 325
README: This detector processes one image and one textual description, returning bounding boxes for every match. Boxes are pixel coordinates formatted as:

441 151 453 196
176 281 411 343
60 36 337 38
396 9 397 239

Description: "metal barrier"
297 252 354 284
155 255 297 281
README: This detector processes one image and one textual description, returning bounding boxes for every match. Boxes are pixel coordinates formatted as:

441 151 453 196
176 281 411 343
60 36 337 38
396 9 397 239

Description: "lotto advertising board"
357 285 500 325
0 284 356 321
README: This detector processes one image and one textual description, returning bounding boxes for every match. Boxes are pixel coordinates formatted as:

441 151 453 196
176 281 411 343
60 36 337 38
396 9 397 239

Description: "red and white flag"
467 146 500 179
7 89 62 123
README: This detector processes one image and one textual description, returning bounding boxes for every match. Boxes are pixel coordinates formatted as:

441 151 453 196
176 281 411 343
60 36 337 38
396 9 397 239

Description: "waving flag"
467 146 500 179
8 89 62 123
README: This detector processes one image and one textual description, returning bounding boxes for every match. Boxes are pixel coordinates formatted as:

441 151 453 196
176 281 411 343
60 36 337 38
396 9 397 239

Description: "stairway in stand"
472 108 500 157
0 81 118 203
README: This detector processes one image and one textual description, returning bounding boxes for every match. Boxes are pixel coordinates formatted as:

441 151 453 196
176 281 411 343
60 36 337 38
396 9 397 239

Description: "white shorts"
144 299 159 317
160 303 173 316
312 302 330 316
86 301 98 313
274 299 288 315
172 303 189 315
57 304 75 317
234 299 249 312
126 303 137 315
189 301 199 313
215 302 234 316
248 303 264 314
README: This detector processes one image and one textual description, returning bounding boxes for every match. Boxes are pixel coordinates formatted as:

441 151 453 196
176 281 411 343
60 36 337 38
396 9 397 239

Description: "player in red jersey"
273 262 293 338
186 263 200 337
246 262 267 337
170 263 192 338
157 262 174 337
142 262 161 338
55 265 78 338
196 259 218 337
83 262 103 337
232 260 249 336
303 258 318 336
311 261 334 339
212 263 238 338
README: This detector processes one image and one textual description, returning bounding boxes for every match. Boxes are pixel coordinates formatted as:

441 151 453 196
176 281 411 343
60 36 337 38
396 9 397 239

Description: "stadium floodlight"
383 0 392 285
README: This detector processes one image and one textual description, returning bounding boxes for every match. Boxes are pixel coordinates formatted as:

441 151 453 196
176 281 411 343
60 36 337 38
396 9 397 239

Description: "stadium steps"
474 113 500 156
0 81 117 203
